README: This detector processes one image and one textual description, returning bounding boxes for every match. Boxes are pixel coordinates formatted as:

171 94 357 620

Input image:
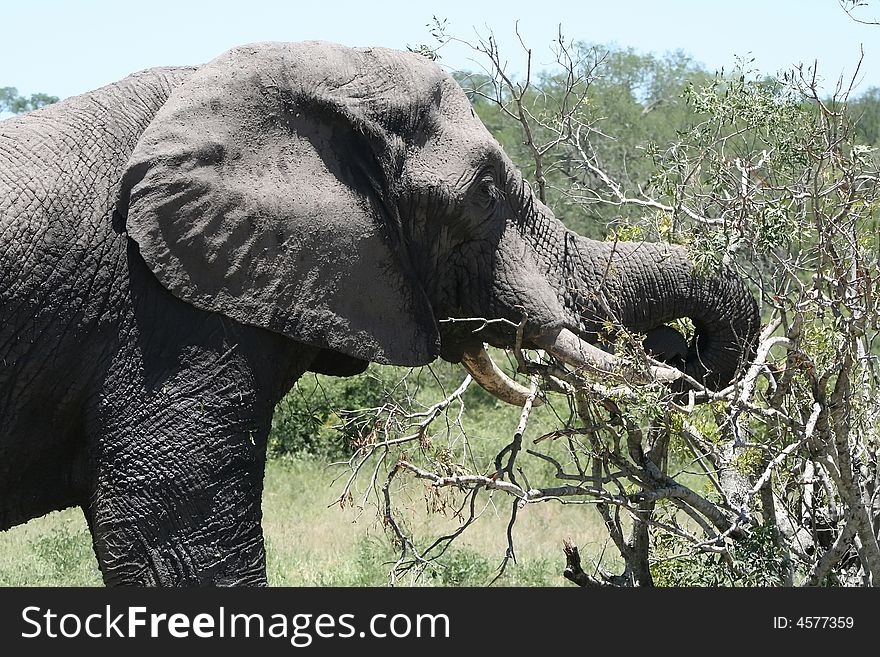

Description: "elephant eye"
474 172 502 210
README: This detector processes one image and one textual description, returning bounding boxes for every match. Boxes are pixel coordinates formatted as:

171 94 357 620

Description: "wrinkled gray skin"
0 42 759 586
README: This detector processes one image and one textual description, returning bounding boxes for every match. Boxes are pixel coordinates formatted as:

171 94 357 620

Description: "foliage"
652 523 788 586
848 86 880 153
268 367 407 458
0 87 57 114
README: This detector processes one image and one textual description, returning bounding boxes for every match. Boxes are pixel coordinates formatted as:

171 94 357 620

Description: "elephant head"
118 41 759 396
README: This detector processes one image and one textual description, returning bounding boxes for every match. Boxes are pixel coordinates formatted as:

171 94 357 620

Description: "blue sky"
1 0 877 99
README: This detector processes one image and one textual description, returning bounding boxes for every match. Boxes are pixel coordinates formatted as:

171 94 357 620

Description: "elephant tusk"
460 346 545 407
533 328 683 385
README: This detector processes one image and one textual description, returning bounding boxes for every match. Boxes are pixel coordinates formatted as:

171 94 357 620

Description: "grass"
4 362 687 586
0 455 611 587
0 507 103 586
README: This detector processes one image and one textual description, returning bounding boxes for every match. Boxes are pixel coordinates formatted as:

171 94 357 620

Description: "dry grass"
262 455 613 586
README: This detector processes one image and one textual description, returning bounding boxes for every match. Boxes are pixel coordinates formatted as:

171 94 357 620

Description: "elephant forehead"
196 41 450 121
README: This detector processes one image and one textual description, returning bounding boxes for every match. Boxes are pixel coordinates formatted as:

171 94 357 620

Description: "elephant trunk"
558 234 760 390
455 177 758 397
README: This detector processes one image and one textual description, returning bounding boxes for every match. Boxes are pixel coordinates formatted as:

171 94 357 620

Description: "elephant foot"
83 461 271 587
84 511 269 586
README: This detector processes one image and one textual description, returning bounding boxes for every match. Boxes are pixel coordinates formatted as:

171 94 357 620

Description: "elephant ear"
117 42 439 366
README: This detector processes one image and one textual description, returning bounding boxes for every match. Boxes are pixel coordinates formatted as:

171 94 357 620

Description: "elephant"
0 41 760 586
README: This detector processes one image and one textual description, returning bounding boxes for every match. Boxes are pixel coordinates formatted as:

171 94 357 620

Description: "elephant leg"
80 244 318 586
82 338 316 585
83 331 317 586
82 373 277 586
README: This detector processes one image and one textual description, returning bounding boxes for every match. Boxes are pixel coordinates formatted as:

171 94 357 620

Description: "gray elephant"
0 41 759 586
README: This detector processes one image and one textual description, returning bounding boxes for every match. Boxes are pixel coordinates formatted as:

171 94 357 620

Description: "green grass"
0 508 103 586
0 361 616 586
0 455 610 587
0 360 710 587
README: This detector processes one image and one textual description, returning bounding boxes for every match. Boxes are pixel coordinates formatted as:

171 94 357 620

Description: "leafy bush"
652 523 789 587
0 87 58 114
268 367 406 458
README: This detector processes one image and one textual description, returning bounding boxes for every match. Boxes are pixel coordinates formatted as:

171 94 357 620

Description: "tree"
329 26 880 587
840 0 880 25
451 38 710 239
0 87 58 115
849 86 880 147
